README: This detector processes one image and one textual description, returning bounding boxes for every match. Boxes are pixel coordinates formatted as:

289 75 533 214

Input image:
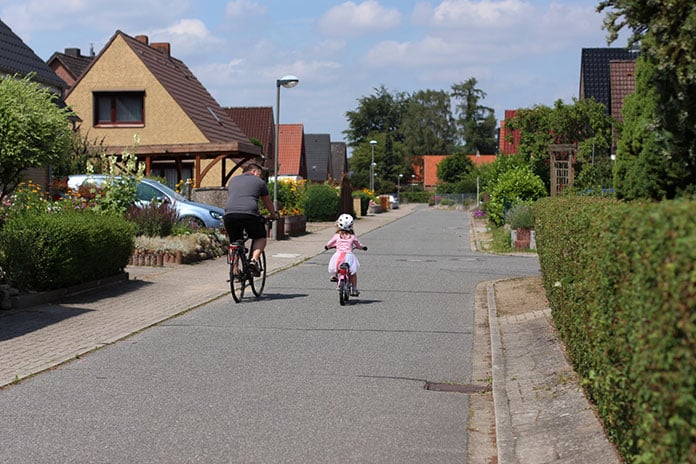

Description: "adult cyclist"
223 162 278 276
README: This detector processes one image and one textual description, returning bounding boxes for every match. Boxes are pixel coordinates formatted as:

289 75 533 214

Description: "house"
223 106 275 173
304 133 331 182
498 109 521 155
0 18 68 190
579 47 639 119
330 142 348 181
277 123 307 180
47 47 94 90
65 31 260 189
468 153 497 167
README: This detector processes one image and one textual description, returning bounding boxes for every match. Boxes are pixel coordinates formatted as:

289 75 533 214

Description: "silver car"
67 175 225 229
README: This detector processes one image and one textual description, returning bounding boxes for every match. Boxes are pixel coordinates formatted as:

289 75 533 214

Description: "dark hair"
243 162 263 173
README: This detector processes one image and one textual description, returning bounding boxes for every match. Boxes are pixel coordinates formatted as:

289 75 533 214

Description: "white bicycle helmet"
336 213 354 231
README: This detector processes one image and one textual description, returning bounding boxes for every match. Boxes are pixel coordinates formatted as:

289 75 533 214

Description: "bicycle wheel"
250 250 266 297
229 251 246 303
339 280 349 306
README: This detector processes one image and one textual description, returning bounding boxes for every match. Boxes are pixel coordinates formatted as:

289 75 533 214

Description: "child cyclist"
325 213 367 296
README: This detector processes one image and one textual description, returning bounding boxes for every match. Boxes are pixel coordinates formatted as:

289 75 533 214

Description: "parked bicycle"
227 221 271 303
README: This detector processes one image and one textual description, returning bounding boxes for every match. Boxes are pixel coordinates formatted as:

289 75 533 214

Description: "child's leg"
350 273 357 288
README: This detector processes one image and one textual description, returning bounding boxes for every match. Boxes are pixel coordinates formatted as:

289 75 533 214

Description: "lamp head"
369 140 377 146
277 75 299 88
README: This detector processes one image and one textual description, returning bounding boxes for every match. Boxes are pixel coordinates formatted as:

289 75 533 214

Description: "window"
93 91 144 126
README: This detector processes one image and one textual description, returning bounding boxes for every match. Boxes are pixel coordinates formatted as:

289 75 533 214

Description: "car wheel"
178 216 205 229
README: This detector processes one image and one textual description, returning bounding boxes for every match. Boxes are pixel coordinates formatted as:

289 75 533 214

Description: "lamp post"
369 140 377 192
273 74 299 240
397 173 403 198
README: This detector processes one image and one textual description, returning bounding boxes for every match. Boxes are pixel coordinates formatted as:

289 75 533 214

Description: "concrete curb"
487 281 518 464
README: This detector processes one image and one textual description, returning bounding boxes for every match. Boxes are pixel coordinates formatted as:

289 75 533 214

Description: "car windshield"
148 180 186 202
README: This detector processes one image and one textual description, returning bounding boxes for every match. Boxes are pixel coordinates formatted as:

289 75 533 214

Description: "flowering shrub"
472 208 487 219
268 179 307 215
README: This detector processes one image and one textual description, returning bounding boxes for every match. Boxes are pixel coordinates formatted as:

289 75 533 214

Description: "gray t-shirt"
224 173 269 215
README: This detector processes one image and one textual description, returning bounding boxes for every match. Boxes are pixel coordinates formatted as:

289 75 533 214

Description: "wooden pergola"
105 141 263 187
548 144 577 196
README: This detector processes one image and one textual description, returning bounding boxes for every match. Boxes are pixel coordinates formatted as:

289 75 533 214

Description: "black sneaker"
330 275 338 282
248 260 261 277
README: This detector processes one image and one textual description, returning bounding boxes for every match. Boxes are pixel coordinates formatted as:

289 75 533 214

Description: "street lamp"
397 173 403 198
369 140 377 192
273 74 299 240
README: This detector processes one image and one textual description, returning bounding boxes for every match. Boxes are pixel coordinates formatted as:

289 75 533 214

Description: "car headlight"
210 210 223 221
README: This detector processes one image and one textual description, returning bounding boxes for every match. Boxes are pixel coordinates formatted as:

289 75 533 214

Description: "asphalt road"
0 207 539 463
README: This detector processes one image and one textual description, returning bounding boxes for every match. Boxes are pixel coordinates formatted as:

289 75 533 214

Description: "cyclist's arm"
260 194 277 220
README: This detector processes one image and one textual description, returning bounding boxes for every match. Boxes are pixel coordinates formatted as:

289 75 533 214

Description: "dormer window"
93 91 144 126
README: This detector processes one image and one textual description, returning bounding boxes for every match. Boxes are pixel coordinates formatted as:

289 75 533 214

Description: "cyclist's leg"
245 216 268 262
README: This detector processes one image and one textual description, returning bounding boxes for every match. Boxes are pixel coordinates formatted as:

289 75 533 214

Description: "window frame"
93 91 145 127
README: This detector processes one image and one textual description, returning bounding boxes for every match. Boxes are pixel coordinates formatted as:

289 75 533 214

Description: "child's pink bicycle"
325 244 367 306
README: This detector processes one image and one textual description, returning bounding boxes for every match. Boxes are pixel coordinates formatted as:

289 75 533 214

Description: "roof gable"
278 124 305 178
224 106 274 159
0 19 65 90
118 32 249 145
580 47 638 115
304 133 331 182
47 48 94 84
609 60 636 123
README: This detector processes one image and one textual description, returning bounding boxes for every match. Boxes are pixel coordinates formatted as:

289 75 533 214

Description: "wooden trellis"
548 144 576 196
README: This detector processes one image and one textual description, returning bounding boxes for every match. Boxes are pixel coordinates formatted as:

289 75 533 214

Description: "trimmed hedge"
302 183 339 221
533 196 696 464
0 209 135 291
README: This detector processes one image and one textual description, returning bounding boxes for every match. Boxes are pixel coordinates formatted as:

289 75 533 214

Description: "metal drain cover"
424 382 491 393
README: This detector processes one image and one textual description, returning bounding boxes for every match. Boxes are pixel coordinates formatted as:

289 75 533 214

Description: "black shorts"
223 213 267 242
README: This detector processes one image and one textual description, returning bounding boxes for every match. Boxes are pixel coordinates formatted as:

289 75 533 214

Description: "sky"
1 0 628 150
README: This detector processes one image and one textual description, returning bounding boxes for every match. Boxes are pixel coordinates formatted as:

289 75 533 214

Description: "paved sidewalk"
471 221 621 464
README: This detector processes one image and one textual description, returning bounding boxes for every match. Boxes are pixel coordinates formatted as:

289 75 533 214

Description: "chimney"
135 35 149 45
64 48 81 58
151 42 171 57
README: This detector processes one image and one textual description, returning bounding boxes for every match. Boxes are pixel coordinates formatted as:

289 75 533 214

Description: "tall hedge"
302 183 339 221
0 209 134 291
533 196 696 464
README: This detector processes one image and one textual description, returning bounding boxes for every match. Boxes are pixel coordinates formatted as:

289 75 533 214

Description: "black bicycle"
227 226 269 303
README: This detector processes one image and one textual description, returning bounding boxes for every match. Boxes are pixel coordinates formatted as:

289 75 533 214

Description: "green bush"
0 209 134 291
401 191 432 203
126 202 177 237
302 183 339 221
533 196 696 464
507 203 535 229
487 167 546 226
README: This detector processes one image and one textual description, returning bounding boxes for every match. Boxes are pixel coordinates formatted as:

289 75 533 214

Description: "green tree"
0 74 74 201
437 152 474 183
400 89 457 159
505 99 614 190
343 85 407 146
613 56 674 199
599 0 696 196
451 78 497 154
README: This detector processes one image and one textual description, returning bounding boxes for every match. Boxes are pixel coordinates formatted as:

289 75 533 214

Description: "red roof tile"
278 124 305 178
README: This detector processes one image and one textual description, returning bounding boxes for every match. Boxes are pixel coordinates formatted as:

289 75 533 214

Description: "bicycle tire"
339 280 349 306
229 251 246 303
251 250 266 297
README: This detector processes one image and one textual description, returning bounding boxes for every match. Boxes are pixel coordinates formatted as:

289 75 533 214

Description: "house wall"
65 35 208 149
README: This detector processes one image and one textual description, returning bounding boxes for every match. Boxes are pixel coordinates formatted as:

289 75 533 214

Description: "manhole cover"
424 382 491 393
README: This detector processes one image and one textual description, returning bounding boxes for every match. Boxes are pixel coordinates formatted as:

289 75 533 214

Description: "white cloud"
317 0 402 38
148 19 225 58
225 0 267 19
